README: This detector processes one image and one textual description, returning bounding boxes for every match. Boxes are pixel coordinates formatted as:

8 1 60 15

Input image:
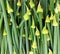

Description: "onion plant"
0 0 60 54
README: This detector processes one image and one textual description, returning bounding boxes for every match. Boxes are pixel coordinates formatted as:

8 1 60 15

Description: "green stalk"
20 26 23 54
34 49 36 54
33 8 43 30
21 0 29 53
37 37 40 54
50 0 54 13
12 26 19 54
0 0 12 54
28 17 31 29
4 37 7 54
53 26 58 54
22 45 26 54
57 25 60 54
19 20 24 28
33 8 38 19
15 6 20 18
14 0 17 17
38 13 43 54
0 29 3 49
55 13 60 54
50 20 54 47
0 14 3 29
10 13 18 47
43 34 47 54
12 26 16 48
40 34 44 54
31 28 36 54
21 0 25 16
33 30 36 54
25 21 29 54
46 23 52 47
38 13 43 31
1 38 5 54
43 0 48 17
35 12 43 54
21 0 26 53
